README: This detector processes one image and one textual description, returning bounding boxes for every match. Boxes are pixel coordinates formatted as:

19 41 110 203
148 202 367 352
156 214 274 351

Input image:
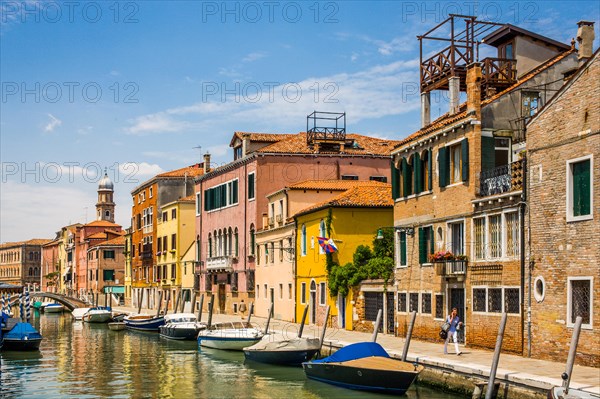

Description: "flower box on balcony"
435 262 446 276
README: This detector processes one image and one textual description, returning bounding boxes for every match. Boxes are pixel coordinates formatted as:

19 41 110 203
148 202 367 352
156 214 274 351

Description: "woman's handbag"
441 321 451 332
439 329 448 339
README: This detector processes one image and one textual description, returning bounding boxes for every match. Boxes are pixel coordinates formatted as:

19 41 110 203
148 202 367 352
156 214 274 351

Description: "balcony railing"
206 256 234 272
479 159 525 197
268 217 274 227
435 260 467 277
275 214 283 224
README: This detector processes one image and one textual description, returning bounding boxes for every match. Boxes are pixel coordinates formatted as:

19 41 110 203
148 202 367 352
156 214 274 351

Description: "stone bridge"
25 292 89 311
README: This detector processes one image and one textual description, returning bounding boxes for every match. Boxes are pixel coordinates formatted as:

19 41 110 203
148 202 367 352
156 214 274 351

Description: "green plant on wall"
327 228 395 297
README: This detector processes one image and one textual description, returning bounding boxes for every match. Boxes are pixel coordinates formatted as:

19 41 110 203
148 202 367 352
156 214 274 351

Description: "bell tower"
96 169 115 222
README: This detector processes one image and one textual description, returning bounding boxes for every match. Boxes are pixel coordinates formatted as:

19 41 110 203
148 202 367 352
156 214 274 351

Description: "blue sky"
1 0 598 242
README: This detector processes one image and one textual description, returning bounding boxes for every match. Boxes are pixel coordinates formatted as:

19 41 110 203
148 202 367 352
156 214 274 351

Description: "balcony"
206 256 234 272
478 159 525 197
268 217 274 227
435 260 467 278
275 214 283 225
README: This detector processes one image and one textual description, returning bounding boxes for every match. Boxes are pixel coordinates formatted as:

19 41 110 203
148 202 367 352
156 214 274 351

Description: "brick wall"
527 55 600 367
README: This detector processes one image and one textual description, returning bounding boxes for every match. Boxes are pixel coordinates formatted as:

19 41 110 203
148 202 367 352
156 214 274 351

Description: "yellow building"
294 182 393 331
156 196 195 311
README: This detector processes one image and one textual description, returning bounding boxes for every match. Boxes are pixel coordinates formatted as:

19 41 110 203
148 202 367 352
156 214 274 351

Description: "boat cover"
4 322 43 340
246 334 321 351
312 342 389 363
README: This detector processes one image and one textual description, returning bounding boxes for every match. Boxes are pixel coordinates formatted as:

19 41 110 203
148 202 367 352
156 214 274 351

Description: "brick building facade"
526 47 599 366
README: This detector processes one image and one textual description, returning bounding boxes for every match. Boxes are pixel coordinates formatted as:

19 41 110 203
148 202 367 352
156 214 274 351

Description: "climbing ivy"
327 228 395 297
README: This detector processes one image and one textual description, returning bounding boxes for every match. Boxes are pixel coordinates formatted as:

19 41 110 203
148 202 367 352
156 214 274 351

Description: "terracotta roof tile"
84 220 121 228
92 235 126 247
230 132 294 146
394 49 576 150
289 179 389 191
180 195 196 202
0 239 52 249
296 184 393 216
87 232 109 239
256 133 400 156
157 164 204 178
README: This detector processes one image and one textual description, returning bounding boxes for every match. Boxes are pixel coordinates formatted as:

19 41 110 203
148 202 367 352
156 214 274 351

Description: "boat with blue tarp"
1 310 43 351
302 342 423 395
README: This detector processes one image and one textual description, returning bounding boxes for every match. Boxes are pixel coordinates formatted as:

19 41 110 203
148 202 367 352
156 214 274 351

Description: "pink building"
195 128 399 315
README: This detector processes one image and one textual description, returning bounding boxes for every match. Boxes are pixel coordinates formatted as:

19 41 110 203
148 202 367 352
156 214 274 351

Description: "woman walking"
444 307 463 355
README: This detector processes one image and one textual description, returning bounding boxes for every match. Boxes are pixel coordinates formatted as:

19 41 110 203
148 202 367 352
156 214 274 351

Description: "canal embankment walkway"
114 306 600 398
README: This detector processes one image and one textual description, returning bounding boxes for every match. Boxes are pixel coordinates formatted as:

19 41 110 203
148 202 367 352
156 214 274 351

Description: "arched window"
208 234 213 258
28 267 32 276
29 251 33 261
228 227 233 256
319 219 326 254
301 224 307 256
105 210 110 218
234 228 239 257
196 235 201 262
249 224 255 256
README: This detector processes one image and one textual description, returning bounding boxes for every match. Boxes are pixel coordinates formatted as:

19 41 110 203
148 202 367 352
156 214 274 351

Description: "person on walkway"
444 307 463 355
239 300 247 319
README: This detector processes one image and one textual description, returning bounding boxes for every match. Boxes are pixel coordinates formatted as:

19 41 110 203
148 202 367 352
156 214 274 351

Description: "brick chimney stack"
203 152 211 174
577 21 595 64
466 62 482 119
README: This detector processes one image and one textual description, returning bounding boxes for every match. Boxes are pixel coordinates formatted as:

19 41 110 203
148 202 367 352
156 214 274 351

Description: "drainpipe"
519 158 530 357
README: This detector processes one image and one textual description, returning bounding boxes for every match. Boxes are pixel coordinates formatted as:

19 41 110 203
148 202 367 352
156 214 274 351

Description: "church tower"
96 169 115 222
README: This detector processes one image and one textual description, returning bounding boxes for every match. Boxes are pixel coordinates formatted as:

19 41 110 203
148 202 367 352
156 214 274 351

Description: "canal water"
1 312 464 398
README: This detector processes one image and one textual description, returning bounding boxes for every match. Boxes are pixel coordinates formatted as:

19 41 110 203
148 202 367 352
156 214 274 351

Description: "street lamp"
376 227 415 240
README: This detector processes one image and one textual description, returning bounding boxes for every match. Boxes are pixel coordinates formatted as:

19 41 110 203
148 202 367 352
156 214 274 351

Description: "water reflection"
1 313 461 398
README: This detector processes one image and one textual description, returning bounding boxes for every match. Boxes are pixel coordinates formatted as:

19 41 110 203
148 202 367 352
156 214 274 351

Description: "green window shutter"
204 190 209 211
427 150 433 191
401 157 409 197
481 136 495 172
400 232 407 265
418 227 426 264
573 160 591 216
391 160 400 199
461 139 469 182
233 180 239 204
439 147 449 187
248 174 255 199
414 153 422 194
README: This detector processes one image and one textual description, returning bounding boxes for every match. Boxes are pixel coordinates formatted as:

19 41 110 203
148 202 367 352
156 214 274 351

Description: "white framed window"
566 155 593 222
567 277 593 329
319 282 326 305
149 187 153 198
247 172 256 200
472 286 520 315
421 292 432 314
409 292 419 313
447 220 464 256
397 292 407 313
434 293 444 319
472 210 520 261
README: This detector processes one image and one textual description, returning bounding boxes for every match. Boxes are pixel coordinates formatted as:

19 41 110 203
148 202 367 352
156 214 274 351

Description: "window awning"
104 286 125 294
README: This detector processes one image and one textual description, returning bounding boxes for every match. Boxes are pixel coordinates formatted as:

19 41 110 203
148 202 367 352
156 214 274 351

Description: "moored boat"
197 321 264 350
71 308 92 320
159 313 206 340
302 342 423 395
123 314 165 331
244 334 321 366
44 303 64 313
108 322 126 331
1 322 43 351
82 307 112 323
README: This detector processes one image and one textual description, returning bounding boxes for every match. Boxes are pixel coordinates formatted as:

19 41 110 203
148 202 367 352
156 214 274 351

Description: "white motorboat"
197 321 264 350
82 307 112 323
71 308 92 321
44 303 64 313
159 313 206 340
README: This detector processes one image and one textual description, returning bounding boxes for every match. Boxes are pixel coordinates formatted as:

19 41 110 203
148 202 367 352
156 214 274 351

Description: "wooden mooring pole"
207 295 214 328
246 302 254 324
402 311 417 361
197 294 204 323
486 312 507 399
297 305 309 338
562 316 583 395
264 302 274 334
319 305 331 350
190 292 197 314
371 309 383 342
155 291 163 317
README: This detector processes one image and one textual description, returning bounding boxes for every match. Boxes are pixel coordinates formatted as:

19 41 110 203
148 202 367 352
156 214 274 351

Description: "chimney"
448 76 460 114
242 133 250 156
203 152 211 174
421 92 431 128
466 63 482 118
577 21 595 64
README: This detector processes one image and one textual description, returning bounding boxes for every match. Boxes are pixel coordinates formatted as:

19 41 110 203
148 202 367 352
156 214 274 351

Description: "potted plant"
429 251 454 275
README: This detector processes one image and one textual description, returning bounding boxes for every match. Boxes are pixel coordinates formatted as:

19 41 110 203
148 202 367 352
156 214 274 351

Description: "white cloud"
125 58 421 135
119 162 164 177
242 51 266 63
0 181 95 242
44 113 62 132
